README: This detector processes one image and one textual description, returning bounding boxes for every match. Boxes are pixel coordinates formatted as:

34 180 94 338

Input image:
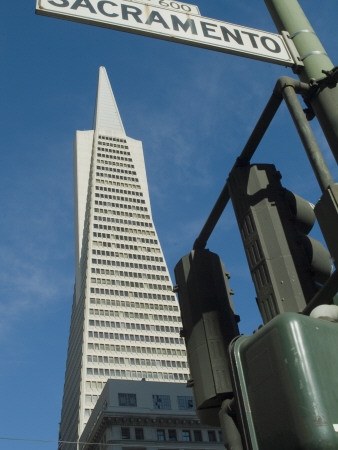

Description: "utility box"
230 313 338 449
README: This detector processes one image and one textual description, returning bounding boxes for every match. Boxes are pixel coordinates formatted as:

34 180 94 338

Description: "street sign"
36 0 300 67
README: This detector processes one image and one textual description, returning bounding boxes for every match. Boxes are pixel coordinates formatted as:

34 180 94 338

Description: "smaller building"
79 380 223 450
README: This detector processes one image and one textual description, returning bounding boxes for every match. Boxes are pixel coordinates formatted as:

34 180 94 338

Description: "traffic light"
228 163 332 324
174 249 240 425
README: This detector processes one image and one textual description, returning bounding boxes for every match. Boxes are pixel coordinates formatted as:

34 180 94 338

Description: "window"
157 429 165 441
118 393 137 406
168 429 177 441
182 430 191 442
121 427 130 440
177 396 194 410
153 394 171 410
135 428 144 440
194 430 203 442
208 430 217 442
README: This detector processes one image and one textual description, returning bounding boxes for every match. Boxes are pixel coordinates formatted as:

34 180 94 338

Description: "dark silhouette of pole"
265 0 338 165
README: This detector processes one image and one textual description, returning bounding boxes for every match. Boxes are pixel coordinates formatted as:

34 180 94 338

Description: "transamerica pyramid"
59 67 189 448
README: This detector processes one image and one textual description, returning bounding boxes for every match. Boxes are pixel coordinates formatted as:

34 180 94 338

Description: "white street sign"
36 0 299 67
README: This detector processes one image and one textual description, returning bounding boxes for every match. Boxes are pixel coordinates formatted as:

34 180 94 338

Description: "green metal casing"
230 313 338 449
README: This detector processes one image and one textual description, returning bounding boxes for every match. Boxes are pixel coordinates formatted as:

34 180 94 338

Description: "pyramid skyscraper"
59 67 189 447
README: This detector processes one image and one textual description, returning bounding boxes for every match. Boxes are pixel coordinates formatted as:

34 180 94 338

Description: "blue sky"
0 0 337 448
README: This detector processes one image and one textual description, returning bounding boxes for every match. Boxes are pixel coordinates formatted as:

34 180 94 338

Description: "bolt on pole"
264 0 338 165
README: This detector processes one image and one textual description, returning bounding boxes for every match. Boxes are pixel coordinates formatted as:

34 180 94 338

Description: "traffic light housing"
230 313 338 450
228 164 332 323
315 184 338 265
174 249 240 425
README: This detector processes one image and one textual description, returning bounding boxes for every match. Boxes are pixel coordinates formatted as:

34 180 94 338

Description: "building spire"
92 66 126 135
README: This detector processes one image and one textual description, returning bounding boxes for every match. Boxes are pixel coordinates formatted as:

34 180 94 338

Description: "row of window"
94 202 150 220
88 320 180 334
89 298 178 310
95 185 143 197
89 289 173 300
155 428 221 443
96 171 139 183
95 190 145 204
94 198 147 212
91 276 172 290
92 269 166 281
91 269 172 291
117 426 221 443
90 278 171 292
87 353 186 363
90 288 150 298
95 234 157 246
95 230 156 240
97 142 128 150
97 143 128 150
92 268 166 281
90 260 164 273
97 151 132 162
97 160 134 172
93 228 156 239
117 393 193 410
91 240 161 255
90 310 180 323
96 179 142 191
96 165 137 177
92 238 158 248
91 276 170 288
91 269 168 282
89 310 180 323
93 238 155 252
97 145 129 154
93 213 153 228
97 157 134 169
88 331 184 345
98 135 127 143
86 380 105 390
91 246 164 263
87 356 187 368
87 343 186 357
153 394 193 410
85 369 188 380
97 141 130 150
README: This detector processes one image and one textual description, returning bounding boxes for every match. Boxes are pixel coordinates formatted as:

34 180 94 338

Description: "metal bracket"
303 66 338 111
308 66 338 92
320 66 338 88
281 31 304 72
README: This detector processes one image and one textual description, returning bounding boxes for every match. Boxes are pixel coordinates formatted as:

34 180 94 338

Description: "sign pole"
264 0 338 165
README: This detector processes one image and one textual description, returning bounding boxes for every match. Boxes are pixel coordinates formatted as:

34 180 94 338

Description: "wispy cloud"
0 155 74 339
0 244 72 338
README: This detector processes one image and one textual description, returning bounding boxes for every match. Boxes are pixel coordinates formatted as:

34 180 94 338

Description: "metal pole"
193 89 283 250
264 0 338 165
281 84 335 192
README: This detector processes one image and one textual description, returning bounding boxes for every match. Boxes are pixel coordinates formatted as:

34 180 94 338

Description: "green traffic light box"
230 313 338 449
